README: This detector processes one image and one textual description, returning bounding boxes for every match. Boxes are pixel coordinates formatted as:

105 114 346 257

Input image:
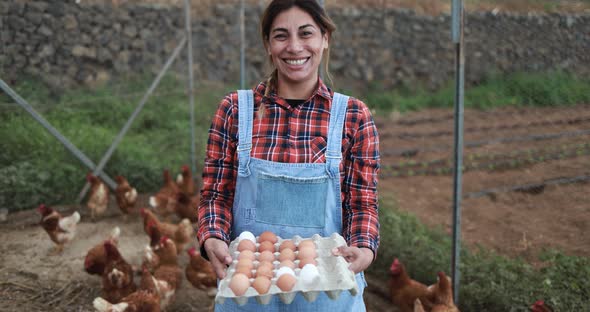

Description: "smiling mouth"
284 57 309 65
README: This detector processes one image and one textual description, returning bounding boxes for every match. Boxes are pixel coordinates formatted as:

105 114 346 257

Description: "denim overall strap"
326 92 349 178
237 90 254 176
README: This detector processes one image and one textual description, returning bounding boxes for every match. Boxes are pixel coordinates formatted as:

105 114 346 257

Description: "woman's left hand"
331 246 374 273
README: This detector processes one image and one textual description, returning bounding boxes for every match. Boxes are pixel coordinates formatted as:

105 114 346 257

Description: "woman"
197 0 380 310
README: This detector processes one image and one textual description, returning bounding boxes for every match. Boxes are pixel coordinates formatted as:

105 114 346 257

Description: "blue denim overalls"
214 90 367 312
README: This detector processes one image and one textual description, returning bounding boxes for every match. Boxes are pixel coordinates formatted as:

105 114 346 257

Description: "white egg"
275 266 295 279
299 263 320 286
238 231 256 243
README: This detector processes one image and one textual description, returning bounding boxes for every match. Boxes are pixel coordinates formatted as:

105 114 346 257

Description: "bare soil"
1 105 589 311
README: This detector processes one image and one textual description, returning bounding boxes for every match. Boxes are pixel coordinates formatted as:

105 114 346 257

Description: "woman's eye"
301 31 312 37
274 34 287 40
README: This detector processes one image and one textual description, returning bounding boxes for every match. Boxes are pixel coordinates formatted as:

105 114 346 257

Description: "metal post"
318 0 325 80
76 36 188 203
185 0 196 176
240 0 246 89
451 0 465 305
0 78 116 189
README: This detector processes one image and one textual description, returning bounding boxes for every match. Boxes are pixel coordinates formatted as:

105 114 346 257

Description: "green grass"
362 71 590 113
0 74 229 210
369 194 590 311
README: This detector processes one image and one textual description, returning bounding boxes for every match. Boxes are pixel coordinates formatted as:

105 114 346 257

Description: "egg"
238 231 256 243
276 273 297 292
258 250 275 262
252 276 272 294
237 239 256 253
258 231 278 244
298 257 317 268
279 259 296 269
235 259 254 278
299 263 320 286
297 246 317 260
255 264 274 279
258 240 276 253
275 266 295 279
257 260 274 273
229 273 250 296
279 240 296 252
297 239 315 250
278 248 295 262
238 249 256 261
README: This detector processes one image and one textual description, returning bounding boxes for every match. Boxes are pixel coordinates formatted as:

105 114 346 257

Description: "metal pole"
240 0 246 89
185 0 196 176
451 0 465 305
318 0 325 80
76 36 188 203
0 78 116 189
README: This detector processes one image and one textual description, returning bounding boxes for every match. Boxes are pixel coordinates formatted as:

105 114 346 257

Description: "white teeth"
285 58 307 65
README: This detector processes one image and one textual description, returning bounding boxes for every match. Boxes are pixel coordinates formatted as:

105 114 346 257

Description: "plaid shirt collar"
253 78 332 109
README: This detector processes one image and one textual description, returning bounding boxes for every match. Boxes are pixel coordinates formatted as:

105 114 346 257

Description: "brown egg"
278 248 295 262
252 276 272 294
235 259 254 278
257 260 274 273
297 239 315 250
279 259 296 269
229 273 250 296
238 249 256 261
258 231 278 244
279 240 296 252
297 246 317 260
238 239 257 253
258 250 275 263
255 264 274 279
258 240 276 253
276 273 297 292
298 257 317 268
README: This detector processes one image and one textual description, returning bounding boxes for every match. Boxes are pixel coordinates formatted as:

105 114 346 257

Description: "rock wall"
1 1 589 91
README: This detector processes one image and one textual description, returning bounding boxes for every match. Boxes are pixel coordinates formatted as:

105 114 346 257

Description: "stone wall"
1 1 589 91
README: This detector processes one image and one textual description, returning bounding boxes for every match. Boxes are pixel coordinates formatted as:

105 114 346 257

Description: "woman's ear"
323 33 330 50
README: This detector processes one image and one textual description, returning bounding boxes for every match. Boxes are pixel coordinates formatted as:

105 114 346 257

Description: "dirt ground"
1 105 589 311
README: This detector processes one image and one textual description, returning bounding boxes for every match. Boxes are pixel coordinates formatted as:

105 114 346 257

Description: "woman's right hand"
203 237 233 279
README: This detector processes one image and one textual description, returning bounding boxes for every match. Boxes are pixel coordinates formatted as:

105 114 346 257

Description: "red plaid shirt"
198 79 380 256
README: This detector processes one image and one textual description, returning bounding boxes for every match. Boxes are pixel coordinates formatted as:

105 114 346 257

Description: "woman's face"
267 6 329 87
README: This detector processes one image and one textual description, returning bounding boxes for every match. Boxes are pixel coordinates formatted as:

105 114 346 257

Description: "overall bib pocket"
255 173 328 228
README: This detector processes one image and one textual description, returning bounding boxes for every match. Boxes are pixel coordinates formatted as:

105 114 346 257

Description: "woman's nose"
286 38 303 53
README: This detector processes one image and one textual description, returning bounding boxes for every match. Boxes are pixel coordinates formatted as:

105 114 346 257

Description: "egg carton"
215 233 359 306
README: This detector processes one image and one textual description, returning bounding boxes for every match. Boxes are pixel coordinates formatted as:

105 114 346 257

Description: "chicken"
185 247 217 296
87 173 110 221
176 165 196 196
142 244 160 273
85 227 121 276
93 290 160 312
174 192 199 223
530 300 553 312
427 271 460 312
115 175 138 221
37 204 81 255
389 258 434 312
140 208 194 254
102 241 137 303
152 236 183 310
148 169 179 220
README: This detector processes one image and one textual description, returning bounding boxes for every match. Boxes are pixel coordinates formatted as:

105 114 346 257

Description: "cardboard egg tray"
215 233 359 305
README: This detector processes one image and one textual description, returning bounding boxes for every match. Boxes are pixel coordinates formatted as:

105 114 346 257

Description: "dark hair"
260 0 336 97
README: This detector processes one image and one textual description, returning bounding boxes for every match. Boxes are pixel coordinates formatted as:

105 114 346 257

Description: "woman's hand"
203 237 233 279
331 246 374 274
